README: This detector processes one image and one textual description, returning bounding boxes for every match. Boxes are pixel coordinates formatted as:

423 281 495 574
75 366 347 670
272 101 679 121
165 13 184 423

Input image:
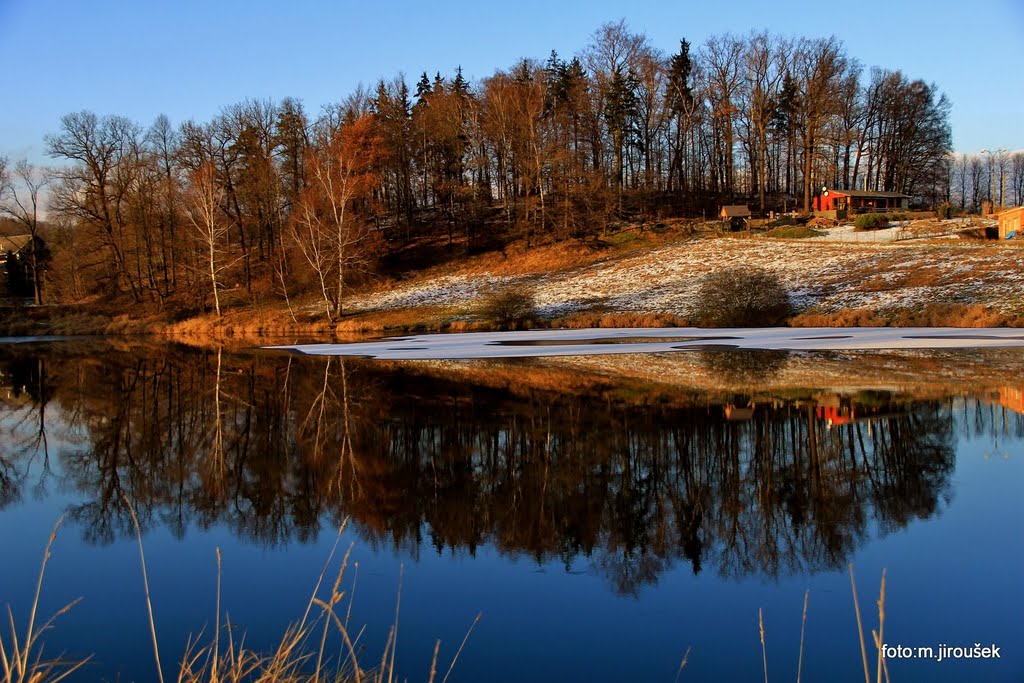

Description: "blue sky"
1 0 1021 164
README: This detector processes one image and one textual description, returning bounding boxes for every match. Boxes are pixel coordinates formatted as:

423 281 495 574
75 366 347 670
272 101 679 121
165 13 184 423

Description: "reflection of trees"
6 346 1012 593
0 355 54 509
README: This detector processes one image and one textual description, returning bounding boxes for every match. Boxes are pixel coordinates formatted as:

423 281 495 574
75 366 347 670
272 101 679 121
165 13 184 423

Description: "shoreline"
3 235 1023 343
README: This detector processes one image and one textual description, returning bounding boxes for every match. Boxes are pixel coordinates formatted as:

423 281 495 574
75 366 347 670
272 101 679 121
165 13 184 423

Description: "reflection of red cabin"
814 189 910 213
816 405 853 427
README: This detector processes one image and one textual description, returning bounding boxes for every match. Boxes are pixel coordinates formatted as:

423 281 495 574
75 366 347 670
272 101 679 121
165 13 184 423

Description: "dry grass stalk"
870 569 889 683
758 608 768 683
3 515 481 683
796 589 809 683
213 547 221 683
0 516 89 683
124 494 166 683
426 640 441 683
850 564 891 683
673 645 691 683
849 564 871 683
440 613 481 683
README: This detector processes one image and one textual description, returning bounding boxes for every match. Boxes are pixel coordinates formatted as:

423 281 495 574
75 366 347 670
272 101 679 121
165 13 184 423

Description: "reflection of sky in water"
0 349 1022 683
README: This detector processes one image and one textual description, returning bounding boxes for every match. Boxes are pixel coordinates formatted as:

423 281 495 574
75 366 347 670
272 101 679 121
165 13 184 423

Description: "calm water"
0 340 1021 682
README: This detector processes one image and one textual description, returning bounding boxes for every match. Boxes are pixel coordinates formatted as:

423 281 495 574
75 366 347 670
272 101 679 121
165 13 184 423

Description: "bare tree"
1010 152 1024 207
793 37 848 212
183 162 229 316
995 149 1009 207
741 32 789 210
953 153 969 209
701 34 744 195
969 155 985 212
0 158 51 304
291 114 381 319
46 111 146 300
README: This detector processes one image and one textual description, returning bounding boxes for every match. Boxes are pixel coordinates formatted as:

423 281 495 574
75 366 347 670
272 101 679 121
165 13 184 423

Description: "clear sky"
1 0 1021 165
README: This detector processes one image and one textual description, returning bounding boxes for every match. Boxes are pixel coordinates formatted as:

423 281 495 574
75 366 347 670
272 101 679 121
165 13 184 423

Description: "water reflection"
2 344 1021 594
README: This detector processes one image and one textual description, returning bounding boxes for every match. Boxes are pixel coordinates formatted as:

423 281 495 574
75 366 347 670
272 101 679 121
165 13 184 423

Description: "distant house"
719 205 751 230
996 206 1023 240
0 234 31 266
814 189 910 214
0 234 33 298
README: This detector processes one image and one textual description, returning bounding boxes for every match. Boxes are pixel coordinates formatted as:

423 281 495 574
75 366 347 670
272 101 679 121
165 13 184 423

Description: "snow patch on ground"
345 237 1024 318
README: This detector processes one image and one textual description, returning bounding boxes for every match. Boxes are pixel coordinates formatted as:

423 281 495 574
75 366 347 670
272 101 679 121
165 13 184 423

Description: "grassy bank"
3 231 1023 342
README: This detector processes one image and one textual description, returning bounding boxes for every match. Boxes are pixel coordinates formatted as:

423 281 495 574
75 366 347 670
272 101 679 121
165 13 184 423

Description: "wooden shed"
719 205 751 230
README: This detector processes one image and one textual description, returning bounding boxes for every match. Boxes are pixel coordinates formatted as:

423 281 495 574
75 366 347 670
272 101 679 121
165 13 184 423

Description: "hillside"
341 221 1024 330
3 219 1022 339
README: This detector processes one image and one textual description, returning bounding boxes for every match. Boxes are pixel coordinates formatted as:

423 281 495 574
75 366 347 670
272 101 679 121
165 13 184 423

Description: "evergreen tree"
414 72 432 105
604 69 638 191
274 97 310 210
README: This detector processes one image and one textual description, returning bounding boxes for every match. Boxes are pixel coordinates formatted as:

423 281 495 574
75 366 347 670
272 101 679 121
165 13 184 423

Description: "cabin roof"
827 189 910 199
0 234 31 255
720 205 751 218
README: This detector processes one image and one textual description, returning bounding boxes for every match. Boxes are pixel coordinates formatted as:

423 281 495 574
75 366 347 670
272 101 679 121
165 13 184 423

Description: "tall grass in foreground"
0 516 89 683
756 565 889 683
5 513 889 683
3 510 480 683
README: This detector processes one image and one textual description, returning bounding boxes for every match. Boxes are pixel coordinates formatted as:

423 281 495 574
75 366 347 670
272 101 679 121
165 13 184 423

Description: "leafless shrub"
477 284 537 330
692 268 792 327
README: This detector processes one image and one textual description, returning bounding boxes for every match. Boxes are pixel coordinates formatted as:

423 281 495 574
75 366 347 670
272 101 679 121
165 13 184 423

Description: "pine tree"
667 39 695 193
604 69 638 192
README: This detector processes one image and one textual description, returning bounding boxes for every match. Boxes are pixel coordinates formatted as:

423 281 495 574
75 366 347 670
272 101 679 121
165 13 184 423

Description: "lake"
0 338 1021 682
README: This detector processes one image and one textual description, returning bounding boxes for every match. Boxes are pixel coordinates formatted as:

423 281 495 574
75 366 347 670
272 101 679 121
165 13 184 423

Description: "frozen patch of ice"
269 327 1024 360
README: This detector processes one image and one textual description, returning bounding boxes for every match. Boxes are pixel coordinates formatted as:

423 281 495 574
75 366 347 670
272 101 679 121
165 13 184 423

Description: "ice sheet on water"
268 326 1024 360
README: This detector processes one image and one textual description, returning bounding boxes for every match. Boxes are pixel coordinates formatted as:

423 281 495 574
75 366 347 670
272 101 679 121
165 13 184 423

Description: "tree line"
948 149 1024 213
1 21 960 312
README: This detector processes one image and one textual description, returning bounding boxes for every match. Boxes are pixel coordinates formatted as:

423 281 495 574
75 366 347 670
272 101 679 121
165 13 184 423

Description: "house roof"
996 206 1024 218
826 189 910 199
720 205 751 218
0 234 31 255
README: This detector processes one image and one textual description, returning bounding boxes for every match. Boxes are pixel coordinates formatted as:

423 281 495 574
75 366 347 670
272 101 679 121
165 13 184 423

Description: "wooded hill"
2 21 957 316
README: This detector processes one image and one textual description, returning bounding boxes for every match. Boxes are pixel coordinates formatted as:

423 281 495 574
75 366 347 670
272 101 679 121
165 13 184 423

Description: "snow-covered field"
345 236 1024 318
271 327 1024 360
808 219 978 243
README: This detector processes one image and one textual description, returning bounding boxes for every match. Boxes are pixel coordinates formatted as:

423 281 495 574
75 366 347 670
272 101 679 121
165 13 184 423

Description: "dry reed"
672 645 691 683
124 495 165 683
0 516 89 683
3 512 481 683
849 564 890 683
758 608 768 683
795 589 809 683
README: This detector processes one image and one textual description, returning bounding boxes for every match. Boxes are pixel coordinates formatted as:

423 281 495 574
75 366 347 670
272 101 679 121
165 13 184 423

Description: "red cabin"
814 189 910 214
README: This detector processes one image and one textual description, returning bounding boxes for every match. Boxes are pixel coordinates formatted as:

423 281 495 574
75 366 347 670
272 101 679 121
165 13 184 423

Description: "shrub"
936 203 956 219
477 283 537 329
854 213 890 230
691 268 793 327
700 349 791 384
